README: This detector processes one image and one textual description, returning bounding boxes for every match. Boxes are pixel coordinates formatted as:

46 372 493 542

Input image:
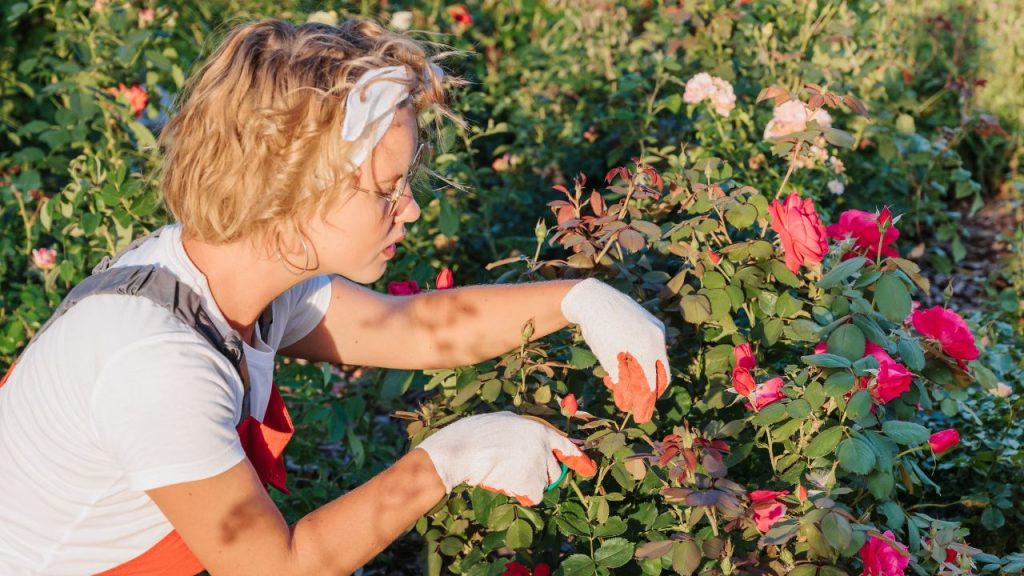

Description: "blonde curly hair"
157 18 459 249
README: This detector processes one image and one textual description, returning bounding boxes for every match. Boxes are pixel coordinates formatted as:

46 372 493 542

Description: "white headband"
341 64 441 169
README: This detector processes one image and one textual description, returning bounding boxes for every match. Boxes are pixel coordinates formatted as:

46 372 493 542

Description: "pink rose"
31 247 57 270
435 267 454 290
138 7 154 26
683 72 716 103
929 428 960 455
910 307 979 362
749 489 789 533
763 100 833 140
859 531 910 576
769 194 828 274
734 343 756 370
826 207 900 260
387 280 421 296
747 377 785 410
864 342 914 404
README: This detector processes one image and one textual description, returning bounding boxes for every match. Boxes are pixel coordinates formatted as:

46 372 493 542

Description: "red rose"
732 343 757 396
826 207 900 260
105 83 148 117
732 367 756 396
863 342 914 404
929 428 960 455
769 193 828 274
749 489 789 533
503 561 551 576
910 306 979 362
435 267 454 290
387 280 421 296
560 393 578 417
446 4 473 26
859 530 910 576
707 249 722 265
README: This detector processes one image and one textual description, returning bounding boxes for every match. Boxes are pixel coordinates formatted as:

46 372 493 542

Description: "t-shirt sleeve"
270 274 333 350
90 333 247 492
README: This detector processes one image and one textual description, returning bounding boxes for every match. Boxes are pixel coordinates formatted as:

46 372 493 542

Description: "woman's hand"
560 278 671 423
417 411 596 506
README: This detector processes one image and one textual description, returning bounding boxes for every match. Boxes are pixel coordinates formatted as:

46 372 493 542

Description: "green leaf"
671 541 702 576
776 290 802 317
881 421 929 445
805 426 844 458
821 512 853 551
381 370 414 400
786 399 812 419
570 347 598 369
805 381 825 410
897 338 926 371
875 274 912 322
867 469 895 499
560 554 598 576
819 257 870 289
439 195 459 236
786 319 822 342
823 127 856 148
828 324 866 361
505 518 533 549
771 260 802 287
845 390 873 420
824 372 856 397
753 402 788 426
725 204 758 229
127 121 156 150
802 353 852 368
837 436 876 475
852 314 887 345
487 504 515 531
439 536 463 556
595 537 635 568
763 318 784 345
681 294 712 324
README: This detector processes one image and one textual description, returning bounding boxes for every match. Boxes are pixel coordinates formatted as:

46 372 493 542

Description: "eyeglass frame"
350 142 427 218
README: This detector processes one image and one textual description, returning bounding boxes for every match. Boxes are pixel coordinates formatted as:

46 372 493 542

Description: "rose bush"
404 83 1022 573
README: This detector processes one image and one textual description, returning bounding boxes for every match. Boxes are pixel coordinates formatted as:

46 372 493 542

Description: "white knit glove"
561 278 671 423
417 412 596 506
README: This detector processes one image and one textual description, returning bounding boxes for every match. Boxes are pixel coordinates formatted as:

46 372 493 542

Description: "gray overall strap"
28 228 256 423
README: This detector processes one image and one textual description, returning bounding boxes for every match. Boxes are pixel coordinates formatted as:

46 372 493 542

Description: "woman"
0 18 669 575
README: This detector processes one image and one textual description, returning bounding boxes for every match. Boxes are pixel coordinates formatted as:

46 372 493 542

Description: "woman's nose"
394 187 421 224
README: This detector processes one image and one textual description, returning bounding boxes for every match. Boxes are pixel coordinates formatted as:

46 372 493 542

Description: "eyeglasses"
352 143 427 218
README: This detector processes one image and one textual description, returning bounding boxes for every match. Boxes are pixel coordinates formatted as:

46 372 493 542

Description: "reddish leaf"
756 85 790 104
589 190 605 216
617 228 647 253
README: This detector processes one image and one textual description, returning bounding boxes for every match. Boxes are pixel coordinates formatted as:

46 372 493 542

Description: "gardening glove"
417 411 596 506
560 278 671 423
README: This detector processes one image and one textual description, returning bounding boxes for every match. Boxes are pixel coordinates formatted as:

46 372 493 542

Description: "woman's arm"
147 448 445 576
280 275 581 369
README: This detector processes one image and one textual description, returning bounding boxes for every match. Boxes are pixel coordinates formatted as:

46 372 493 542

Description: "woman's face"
305 106 422 283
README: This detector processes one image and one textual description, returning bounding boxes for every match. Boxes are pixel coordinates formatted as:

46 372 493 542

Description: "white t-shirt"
0 225 333 575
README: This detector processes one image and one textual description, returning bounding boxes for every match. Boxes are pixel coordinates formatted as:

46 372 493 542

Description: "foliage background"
1 0 1022 574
